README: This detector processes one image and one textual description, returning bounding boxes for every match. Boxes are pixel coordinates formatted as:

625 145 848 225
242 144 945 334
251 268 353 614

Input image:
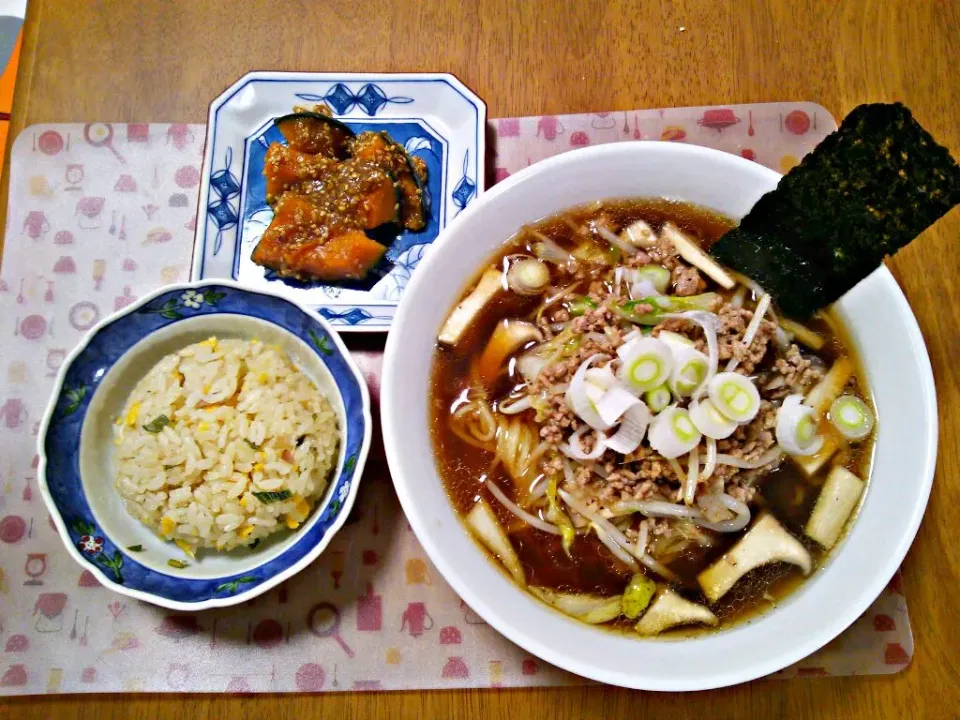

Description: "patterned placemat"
0 104 912 695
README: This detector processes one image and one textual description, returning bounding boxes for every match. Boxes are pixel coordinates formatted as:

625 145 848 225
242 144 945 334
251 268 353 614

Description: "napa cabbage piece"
465 498 525 585
529 587 623 624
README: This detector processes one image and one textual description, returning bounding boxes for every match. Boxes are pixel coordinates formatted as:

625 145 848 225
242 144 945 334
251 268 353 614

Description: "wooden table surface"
4 0 959 718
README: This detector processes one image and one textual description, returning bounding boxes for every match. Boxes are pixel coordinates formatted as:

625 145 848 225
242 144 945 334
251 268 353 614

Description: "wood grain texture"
4 0 959 717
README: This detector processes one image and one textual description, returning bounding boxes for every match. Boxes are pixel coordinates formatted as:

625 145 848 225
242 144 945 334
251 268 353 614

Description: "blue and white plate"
191 71 486 331
38 280 372 610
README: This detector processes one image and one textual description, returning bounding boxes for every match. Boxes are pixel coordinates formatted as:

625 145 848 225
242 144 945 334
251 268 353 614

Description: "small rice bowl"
113 337 340 554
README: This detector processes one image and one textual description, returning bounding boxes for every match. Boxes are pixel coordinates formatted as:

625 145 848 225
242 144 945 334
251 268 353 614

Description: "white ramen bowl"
382 142 937 691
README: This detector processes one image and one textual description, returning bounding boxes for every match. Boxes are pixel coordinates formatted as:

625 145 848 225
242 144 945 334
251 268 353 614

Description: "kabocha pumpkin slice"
251 195 325 273
354 168 401 229
287 232 388 282
263 143 336 203
350 131 428 230
274 111 355 158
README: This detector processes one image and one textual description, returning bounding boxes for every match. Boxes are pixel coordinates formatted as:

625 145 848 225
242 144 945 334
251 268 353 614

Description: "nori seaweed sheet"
710 103 960 318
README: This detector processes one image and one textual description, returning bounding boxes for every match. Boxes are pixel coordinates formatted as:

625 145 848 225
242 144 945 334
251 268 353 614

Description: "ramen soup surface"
431 199 875 637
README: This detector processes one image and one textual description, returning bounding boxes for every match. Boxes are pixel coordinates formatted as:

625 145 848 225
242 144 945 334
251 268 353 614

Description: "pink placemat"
0 104 912 696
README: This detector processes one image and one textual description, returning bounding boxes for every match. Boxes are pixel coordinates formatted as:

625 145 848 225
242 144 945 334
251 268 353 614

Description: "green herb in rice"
142 415 171 433
252 489 293 504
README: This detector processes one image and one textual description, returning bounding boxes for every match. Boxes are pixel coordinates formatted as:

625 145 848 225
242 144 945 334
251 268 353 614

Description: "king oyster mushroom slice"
805 466 864 550
438 267 504 346
697 513 812 604
633 588 718 636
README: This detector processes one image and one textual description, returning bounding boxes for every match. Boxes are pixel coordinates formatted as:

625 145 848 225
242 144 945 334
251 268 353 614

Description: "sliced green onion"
644 385 672 414
594 385 643 427
565 354 613 430
633 265 671 294
617 338 673 394
829 395 875 440
531 235 574 265
689 399 738 439
708 372 761 423
615 293 720 325
656 330 695 350
621 573 657 619
670 347 709 397
560 424 608 461
603 403 651 454
507 258 551 296
776 394 824 456
565 295 597 317
648 405 702 459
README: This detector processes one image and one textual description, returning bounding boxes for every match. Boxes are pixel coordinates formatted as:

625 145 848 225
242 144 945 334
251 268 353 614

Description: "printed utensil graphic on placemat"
76 197 106 229
251 619 285 648
308 602 355 657
22 210 49 239
46 349 66 377
0 397 26 428
156 615 201 639
33 593 67 633
64 164 84 192
0 514 26 543
356 584 382 632
401 602 433 638
84 123 125 163
23 555 46 587
330 550 345 589
53 256 75 274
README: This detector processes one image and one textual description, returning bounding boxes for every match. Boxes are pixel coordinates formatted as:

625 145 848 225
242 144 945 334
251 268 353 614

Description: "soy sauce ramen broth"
430 198 875 637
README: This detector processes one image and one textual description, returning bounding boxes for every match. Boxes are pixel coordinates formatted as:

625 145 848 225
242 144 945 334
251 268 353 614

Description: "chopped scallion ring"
670 347 709 397
689 399 738 439
603 403 652 454
657 330 695 351
644 385 672 414
648 405 702 459
829 395 875 440
565 354 613 430
617 338 673 395
776 394 825 456
708 372 761 423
